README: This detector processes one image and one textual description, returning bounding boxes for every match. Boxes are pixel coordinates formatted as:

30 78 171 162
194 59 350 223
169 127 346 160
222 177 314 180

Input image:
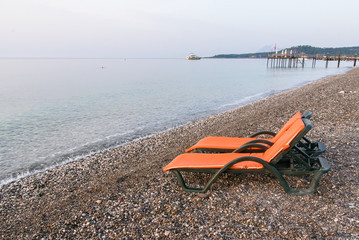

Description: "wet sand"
1 67 358 239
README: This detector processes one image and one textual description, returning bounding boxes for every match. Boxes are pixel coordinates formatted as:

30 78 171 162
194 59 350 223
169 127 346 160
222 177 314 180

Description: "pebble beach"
1 67 358 239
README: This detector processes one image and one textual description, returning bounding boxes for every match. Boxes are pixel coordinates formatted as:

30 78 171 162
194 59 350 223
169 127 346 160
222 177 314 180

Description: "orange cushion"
185 137 261 152
271 112 302 142
163 152 266 171
264 118 305 160
185 112 302 152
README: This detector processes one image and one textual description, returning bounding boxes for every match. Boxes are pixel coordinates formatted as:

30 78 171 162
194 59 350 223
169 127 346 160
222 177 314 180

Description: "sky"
1 0 358 58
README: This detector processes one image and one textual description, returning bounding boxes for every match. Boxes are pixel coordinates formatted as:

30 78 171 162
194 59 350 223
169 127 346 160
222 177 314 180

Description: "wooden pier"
267 51 358 68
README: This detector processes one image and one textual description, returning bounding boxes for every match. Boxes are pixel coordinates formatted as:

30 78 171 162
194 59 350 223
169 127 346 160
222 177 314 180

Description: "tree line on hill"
210 45 359 58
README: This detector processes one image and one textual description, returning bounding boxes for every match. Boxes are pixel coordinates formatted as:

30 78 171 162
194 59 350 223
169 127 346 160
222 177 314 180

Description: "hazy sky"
1 0 358 58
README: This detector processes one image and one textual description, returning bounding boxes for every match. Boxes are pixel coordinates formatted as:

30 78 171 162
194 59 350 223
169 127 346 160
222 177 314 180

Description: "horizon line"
0 57 188 60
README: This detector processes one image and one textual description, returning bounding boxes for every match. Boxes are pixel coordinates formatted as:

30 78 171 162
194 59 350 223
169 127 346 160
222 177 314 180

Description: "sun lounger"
163 118 330 195
185 111 325 156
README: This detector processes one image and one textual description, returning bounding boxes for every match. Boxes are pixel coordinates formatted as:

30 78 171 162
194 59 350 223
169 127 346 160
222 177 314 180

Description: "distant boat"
186 54 201 60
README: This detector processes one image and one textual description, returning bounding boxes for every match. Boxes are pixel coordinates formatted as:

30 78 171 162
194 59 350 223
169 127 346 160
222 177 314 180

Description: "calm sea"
0 58 352 185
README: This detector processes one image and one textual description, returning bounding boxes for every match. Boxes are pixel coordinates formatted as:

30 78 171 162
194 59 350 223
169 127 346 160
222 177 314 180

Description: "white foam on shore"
217 90 275 110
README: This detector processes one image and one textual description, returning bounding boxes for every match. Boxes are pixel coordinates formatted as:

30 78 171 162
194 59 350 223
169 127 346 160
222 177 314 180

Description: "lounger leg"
172 169 227 193
236 158 327 196
170 156 289 194
172 170 208 193
285 157 330 195
170 156 328 195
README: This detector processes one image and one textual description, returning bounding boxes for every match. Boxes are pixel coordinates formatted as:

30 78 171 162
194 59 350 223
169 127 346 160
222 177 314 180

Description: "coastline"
1 68 358 238
0 64 348 187
0 58 352 186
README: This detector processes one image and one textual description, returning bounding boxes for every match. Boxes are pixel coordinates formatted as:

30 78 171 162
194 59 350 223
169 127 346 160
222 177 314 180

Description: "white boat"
186 54 201 60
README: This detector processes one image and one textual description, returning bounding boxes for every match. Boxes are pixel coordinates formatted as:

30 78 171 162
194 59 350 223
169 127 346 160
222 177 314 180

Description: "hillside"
210 45 359 58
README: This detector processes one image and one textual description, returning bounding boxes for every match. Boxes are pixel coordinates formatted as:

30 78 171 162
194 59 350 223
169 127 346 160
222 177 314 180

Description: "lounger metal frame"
168 119 331 195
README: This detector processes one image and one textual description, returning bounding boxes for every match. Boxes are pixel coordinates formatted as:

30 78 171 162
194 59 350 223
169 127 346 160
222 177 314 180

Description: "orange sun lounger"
185 111 325 156
163 118 330 195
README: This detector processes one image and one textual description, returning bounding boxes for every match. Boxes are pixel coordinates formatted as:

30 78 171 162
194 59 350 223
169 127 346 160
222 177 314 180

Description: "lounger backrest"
263 118 305 162
271 112 302 142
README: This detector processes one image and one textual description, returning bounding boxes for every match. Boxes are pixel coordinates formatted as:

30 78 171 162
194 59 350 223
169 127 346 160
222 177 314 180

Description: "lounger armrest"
232 143 269 153
249 131 276 138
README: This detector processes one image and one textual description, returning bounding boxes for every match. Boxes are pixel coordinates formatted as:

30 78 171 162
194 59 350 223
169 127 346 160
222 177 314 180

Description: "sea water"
0 58 353 185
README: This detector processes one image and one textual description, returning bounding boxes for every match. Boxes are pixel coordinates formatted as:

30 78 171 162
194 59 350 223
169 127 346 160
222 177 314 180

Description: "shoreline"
1 68 358 239
0 87 292 187
0 67 348 187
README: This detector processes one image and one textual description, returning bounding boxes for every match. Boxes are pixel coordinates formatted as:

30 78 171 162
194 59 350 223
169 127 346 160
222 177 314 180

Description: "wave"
217 90 277 111
0 124 175 186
